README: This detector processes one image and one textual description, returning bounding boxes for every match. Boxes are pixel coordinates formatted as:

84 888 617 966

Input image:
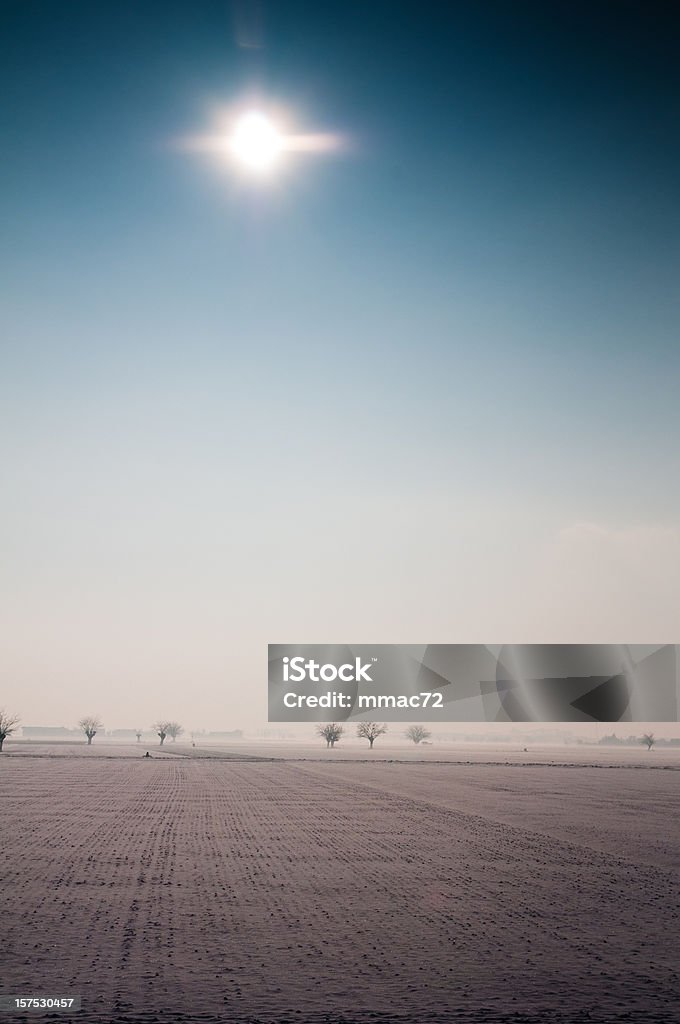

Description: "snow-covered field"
1 746 678 1023
187 739 680 767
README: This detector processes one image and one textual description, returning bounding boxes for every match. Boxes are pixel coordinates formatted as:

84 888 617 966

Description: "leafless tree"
356 721 388 748
316 723 344 748
78 716 102 745
135 729 142 742
0 709 20 752
166 722 184 742
642 732 655 751
153 721 171 746
405 725 431 745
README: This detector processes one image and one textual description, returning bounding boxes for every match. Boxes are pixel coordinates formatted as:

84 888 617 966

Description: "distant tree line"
315 722 434 747
153 721 184 745
0 712 191 749
598 732 679 749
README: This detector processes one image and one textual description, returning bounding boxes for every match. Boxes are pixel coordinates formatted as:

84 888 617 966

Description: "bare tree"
166 722 184 742
642 732 655 751
135 729 142 742
78 716 102 745
405 725 431 745
316 723 344 748
153 721 170 746
356 721 388 749
0 709 20 752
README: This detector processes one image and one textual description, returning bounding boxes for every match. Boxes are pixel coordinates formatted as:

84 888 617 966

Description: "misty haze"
2 0 680 1022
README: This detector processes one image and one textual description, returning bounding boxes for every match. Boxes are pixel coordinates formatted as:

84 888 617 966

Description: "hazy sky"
1 1 679 731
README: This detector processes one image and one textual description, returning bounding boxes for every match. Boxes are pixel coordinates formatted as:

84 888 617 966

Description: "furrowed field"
1 746 679 1023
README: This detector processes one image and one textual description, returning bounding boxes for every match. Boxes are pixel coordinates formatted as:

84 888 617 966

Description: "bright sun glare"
228 111 283 173
177 104 343 181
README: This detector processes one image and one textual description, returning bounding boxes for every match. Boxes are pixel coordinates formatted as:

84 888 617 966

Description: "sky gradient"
1 1 679 731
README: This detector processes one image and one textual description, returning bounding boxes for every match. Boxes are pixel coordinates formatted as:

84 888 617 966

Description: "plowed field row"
1 758 678 1023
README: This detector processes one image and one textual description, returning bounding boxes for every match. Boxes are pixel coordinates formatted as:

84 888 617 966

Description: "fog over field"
2 3 679 738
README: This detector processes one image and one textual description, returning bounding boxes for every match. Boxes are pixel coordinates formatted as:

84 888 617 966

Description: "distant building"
22 726 79 738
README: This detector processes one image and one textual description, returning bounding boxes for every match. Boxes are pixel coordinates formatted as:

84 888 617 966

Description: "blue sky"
1 1 679 729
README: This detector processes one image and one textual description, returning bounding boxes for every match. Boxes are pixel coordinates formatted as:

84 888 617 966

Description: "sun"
228 111 284 174
176 104 344 182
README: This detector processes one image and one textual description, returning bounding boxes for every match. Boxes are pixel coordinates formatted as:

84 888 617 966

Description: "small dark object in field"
143 751 152 758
